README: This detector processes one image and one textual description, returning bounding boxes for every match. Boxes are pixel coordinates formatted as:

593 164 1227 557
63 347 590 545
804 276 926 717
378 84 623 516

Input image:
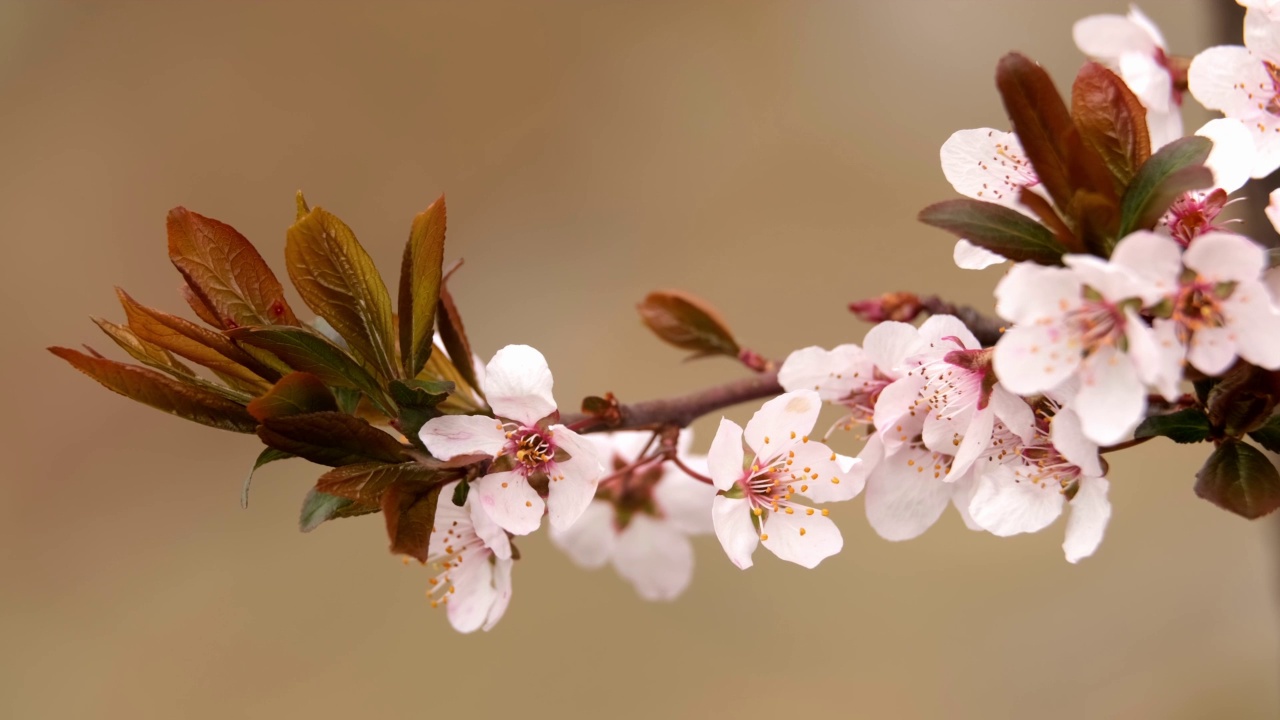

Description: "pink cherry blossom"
550 431 715 601
707 390 861 569
939 128 1040 269
419 345 603 536
423 480 514 633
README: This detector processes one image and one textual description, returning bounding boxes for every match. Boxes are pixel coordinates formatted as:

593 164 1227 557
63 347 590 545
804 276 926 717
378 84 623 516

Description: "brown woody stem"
566 370 783 433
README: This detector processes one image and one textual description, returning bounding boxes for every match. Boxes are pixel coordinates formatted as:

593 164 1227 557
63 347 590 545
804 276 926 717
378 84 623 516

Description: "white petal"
475 470 545 536
481 557 514 631
862 321 926 374
994 263 1080 323
1074 348 1146 446
445 552 497 634
1226 280 1280 369
1198 117 1256 193
1073 14 1156 60
1063 476 1112 563
1146 107 1184 151
917 314 980 349
761 505 842 568
788 440 862 502
1064 252 1163 305
1119 51 1172 112
548 500 616 569
483 344 557 425
653 469 716 535
546 426 603 530
954 239 1008 270
989 384 1037 443
1183 232 1267 283
1129 312 1185 401
777 344 870 401
968 462 1065 536
950 472 983 531
1188 46 1270 119
946 404 994 481
707 418 745 492
1049 407 1103 478
1107 231 1183 300
744 390 821 456
1188 326 1240 376
939 128 1038 209
419 414 508 460
873 375 927 449
613 516 695 601
1127 5 1167 48
864 446 956 541
1246 4 1280 60
992 323 1081 396
711 495 758 570
468 490 512 560
1267 188 1280 235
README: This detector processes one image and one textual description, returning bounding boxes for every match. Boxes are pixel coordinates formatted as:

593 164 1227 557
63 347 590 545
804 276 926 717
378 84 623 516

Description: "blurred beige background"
2 1 1277 718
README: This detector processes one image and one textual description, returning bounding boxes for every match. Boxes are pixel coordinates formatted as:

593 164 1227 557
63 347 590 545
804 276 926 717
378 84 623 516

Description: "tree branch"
565 370 783 433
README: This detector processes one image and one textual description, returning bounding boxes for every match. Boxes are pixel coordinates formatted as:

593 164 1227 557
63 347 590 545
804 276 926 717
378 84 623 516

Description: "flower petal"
1107 231 1183 300
1188 45 1270 119
481 557 514 631
1198 117 1255 193
1063 476 1111 563
939 128 1037 209
419 414 508 460
446 552 497 633
864 446 956 541
1074 347 1146 445
968 462 1065 536
778 344 870 401
483 344 557 425
862 320 927 374
787 440 862 502
1184 232 1267 283
707 418 746 492
1226 280 1280 370
1073 14 1157 61
613 515 695 601
744 390 821 456
711 495 758 570
548 500 616 569
954 239 1008 270
475 470 545 536
992 323 1081 396
1049 407 1103 478
761 505 842 568
468 490 512 560
995 263 1080 324
546 425 603 530
653 469 716 535
917 313 980 349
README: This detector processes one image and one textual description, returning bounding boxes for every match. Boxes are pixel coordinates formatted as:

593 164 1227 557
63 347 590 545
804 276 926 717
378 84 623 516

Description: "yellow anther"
799 528 807 536
790 431 796 439
785 507 794 515
800 484 808 492
764 436 770 444
831 478 840 484
806 508 814 516
525 501 532 507
752 507 763 516
501 482 509 488
821 509 829 516
760 534 769 541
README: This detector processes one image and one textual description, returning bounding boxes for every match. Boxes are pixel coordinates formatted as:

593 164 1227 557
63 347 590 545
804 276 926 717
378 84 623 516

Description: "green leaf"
1134 408 1213 444
1248 414 1280 454
1071 62 1151 190
452 477 470 507
316 461 446 506
436 280 482 393
228 326 394 415
295 190 311 220
49 346 257 432
637 290 741 359
918 199 1067 265
1195 439 1280 519
299 488 378 533
247 372 339 422
241 447 294 509
286 206 399 381
389 378 453 446
167 207 299 328
257 411 410 467
1118 136 1214 237
381 481 446 562
398 196 447 379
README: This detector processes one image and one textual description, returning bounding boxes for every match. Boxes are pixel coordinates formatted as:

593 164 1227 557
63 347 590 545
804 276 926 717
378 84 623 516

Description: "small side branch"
567 370 783 433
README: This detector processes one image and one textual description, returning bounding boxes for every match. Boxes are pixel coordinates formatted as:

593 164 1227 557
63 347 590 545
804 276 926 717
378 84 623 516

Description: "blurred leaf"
436 280 481 393
167 207 299 328
1118 136 1214 237
637 290 741 359
241 447 294 509
117 288 277 391
398 196 447 379
316 461 447 506
257 411 409 467
286 206 399 381
1071 62 1151 191
452 477 470 507
229 326 394 415
1206 363 1280 437
1134 408 1213 444
1068 189 1122 256
389 378 453 445
382 481 446 562
247 372 339 422
299 488 378 533
49 346 256 432
1016 188 1082 253
1195 439 1280 519
918 199 1067 265
995 53 1116 217
1249 414 1280 454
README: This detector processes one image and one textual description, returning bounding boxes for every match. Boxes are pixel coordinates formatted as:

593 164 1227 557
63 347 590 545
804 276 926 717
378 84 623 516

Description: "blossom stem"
566 370 784 433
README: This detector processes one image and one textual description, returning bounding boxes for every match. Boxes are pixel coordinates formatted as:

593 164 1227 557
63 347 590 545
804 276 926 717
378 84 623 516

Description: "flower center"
1066 299 1126 354
504 426 554 471
1164 190 1227 248
1171 279 1228 336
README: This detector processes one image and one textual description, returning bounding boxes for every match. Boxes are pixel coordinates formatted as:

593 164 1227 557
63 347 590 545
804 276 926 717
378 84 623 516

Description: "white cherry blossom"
708 390 861 569
939 128 1040 269
1240 0 1280 23
423 480 514 633
550 431 715 601
1074 5 1183 148
1266 187 1280 233
419 345 603 536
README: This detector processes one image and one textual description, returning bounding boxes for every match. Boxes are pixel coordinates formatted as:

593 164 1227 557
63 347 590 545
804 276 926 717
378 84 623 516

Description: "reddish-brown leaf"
1072 62 1151 191
167 207 299 329
398 195 447 379
1016 187 1083 253
638 290 742 359
257 411 409 467
180 282 225 329
316 461 445 506
247 372 339 422
382 481 446 562
435 280 481 393
49 346 257 432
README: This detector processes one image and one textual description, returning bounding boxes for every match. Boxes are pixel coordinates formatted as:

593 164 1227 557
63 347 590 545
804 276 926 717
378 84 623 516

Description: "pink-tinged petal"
1129 313 1185 401
862 321 926 374
483 344 556 425
939 128 1037 209
446 553 497 633
548 500 616 569
711 495 758 570
1246 115 1280 179
1226 280 1280 369
922 407 965 457
989 384 1036 443
1188 326 1239 376
917 314 980 349
864 447 956 541
993 323 1081 396
1127 6 1167 47
1107 231 1183 299
950 473 983 531
1184 232 1267 282
1049 407 1103 478
1268 188 1280 235
1241 0 1280 23
653 468 716 535
760 505 842 568
787 440 861 502
1146 107 1183 150
1198 118 1255 193
1074 347 1146 445
419 414 508 460
778 344 870 401
1064 253 1163 305
707 418 746 492
873 375 927 449
546 425 603 530
468 491 512 560
482 557 514 631
744 390 821 456
1073 14 1156 61
969 462 1064 536
475 470 544 536
946 405 995 482
1246 4 1280 60
592 430 658 463
613 515 695 601
995 263 1080 323
953 239 1008 270
1119 51 1173 112
1063 476 1111 563
1188 46 1271 118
